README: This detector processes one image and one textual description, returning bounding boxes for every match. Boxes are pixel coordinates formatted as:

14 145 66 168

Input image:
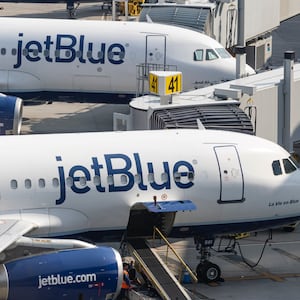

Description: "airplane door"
214 145 245 203
145 35 167 66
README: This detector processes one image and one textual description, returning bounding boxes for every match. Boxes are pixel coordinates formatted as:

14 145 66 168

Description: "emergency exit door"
214 145 245 203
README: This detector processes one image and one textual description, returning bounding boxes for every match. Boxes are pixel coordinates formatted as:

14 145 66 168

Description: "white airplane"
0 17 255 102
0 128 298 299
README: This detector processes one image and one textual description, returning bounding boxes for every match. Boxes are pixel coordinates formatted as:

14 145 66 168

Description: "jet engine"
0 246 123 300
0 94 23 135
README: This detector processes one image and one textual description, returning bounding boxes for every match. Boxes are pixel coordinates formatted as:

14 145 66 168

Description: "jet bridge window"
283 158 297 174
206 49 218 61
272 160 282 176
194 49 203 61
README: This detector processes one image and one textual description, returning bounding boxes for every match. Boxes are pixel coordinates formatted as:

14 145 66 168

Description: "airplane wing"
0 219 36 253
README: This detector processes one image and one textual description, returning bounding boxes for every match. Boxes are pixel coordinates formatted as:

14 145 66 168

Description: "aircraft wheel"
196 261 221 283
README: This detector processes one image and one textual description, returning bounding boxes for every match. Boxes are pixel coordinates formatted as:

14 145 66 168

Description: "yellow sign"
149 73 158 94
149 71 182 96
165 74 182 95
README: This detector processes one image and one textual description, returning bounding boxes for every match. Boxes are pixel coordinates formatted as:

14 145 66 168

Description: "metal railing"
153 226 198 283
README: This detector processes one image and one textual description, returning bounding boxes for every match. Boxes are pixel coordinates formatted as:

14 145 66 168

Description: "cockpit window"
290 155 300 168
194 49 203 61
215 48 232 59
206 49 218 61
272 160 282 176
283 158 297 174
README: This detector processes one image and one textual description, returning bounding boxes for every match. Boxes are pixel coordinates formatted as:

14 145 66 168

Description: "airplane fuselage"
0 18 253 102
0 129 299 241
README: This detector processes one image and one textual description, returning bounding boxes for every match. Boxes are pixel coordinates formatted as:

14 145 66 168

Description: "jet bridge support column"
283 51 295 152
112 0 128 20
235 46 247 79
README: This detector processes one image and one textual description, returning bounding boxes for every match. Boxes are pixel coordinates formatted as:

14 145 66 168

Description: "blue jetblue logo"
56 153 195 205
14 33 126 69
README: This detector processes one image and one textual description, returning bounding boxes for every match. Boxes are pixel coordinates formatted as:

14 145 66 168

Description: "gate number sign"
149 71 182 96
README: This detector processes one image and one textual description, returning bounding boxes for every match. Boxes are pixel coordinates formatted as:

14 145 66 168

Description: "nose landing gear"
196 261 221 283
194 236 222 283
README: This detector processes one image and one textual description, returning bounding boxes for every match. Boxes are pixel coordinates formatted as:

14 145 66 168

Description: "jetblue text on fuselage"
55 153 195 205
14 33 126 68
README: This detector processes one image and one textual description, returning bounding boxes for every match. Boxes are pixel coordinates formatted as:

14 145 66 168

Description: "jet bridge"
114 96 253 134
114 52 300 154
139 0 300 70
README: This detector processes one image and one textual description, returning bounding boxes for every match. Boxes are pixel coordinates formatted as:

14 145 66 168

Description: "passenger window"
134 174 141 184
66 176 73 187
283 159 297 174
98 51 104 59
93 175 101 185
193 49 203 61
52 178 59 187
87 51 92 59
107 175 114 185
79 177 87 186
76 50 82 58
44 49 50 57
38 178 46 188
206 49 218 60
31 49 38 57
10 179 18 189
188 172 195 181
148 173 154 183
25 179 32 189
272 160 282 176
65 50 71 58
1 48 6 55
121 175 128 184
161 172 168 183
174 172 180 182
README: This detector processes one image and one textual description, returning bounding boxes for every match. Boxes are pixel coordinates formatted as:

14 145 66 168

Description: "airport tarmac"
2 2 300 299
155 229 300 300
21 101 129 134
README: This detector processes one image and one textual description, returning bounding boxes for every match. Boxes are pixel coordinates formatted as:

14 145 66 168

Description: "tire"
196 261 221 283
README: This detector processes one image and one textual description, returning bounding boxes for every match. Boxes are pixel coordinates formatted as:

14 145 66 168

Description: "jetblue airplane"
0 129 299 299
0 17 255 102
